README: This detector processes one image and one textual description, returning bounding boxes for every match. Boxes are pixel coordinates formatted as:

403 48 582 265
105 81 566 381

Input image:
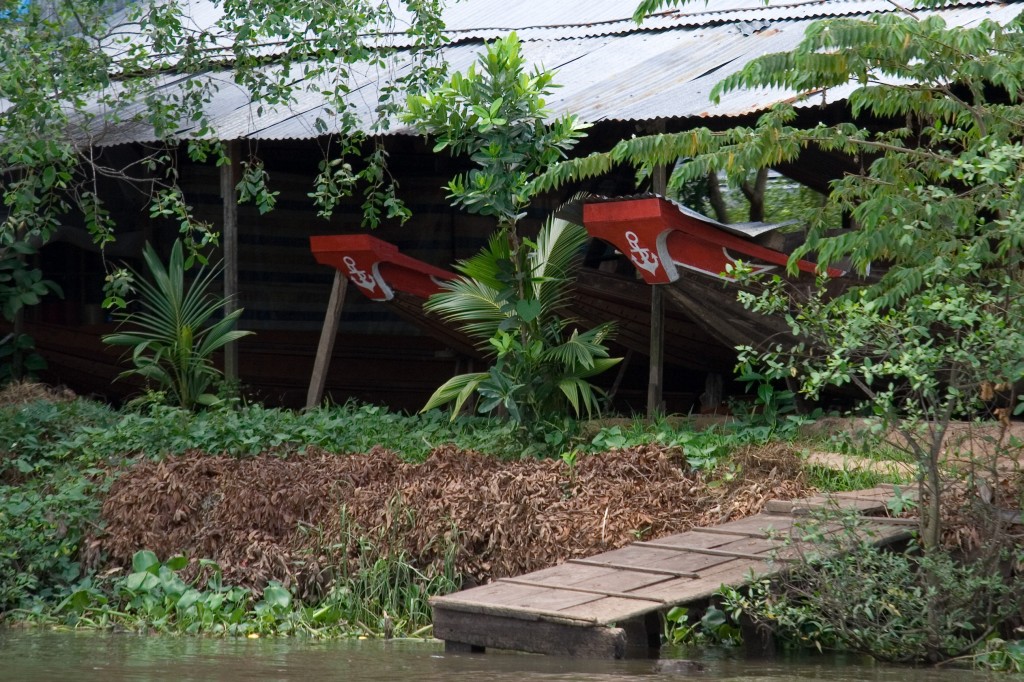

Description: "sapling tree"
404 35 619 431
405 33 589 300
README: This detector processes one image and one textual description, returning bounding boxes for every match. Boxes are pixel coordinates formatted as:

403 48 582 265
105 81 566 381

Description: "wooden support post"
647 285 664 418
306 271 348 409
648 125 668 418
220 140 240 383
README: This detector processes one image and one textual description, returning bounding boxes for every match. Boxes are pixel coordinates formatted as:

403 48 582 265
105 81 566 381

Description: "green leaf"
701 606 728 630
164 555 188 571
176 588 202 612
515 299 542 322
261 584 291 610
124 571 160 592
132 550 161 574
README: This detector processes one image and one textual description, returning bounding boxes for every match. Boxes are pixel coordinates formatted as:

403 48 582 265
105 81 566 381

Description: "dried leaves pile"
92 444 814 596
0 380 76 406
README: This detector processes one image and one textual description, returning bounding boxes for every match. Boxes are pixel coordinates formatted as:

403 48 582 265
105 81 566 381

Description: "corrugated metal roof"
400 0 992 42
75 0 1024 145
99 0 1004 61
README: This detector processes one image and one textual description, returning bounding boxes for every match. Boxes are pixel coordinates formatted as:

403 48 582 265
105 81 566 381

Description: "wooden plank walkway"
431 485 915 658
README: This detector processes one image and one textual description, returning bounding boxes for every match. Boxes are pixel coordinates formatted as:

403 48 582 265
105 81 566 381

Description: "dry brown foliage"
0 380 76 406
91 443 815 597
938 467 1024 555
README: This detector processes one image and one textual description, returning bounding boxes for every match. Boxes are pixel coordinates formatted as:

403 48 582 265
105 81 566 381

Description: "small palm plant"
422 213 620 426
103 240 251 409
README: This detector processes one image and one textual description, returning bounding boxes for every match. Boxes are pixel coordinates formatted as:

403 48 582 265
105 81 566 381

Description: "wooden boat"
309 234 482 360
572 194 847 353
309 232 739 376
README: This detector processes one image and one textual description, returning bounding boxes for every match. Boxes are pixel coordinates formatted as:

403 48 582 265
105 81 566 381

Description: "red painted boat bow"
582 196 844 283
309 234 455 301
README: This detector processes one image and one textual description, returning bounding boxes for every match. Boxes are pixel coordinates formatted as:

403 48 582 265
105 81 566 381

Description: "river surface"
0 630 1007 681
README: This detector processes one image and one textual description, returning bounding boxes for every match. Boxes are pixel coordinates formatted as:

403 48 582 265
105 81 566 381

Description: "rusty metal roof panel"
531 22 810 123
99 0 1001 58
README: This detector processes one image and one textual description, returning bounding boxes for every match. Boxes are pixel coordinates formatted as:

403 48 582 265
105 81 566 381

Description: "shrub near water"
718 512 1024 670
0 398 116 612
51 548 455 637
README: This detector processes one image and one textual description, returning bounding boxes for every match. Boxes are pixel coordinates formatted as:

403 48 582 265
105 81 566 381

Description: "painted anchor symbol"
625 231 661 276
343 256 377 293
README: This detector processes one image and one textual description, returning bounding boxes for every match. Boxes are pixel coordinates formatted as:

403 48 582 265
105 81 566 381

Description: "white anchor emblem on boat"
625 231 661 275
342 256 377 293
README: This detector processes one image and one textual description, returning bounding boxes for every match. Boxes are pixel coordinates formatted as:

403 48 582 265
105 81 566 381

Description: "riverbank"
2 381 1021 670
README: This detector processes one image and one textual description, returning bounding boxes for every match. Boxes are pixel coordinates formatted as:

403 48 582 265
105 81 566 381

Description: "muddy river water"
0 630 1003 681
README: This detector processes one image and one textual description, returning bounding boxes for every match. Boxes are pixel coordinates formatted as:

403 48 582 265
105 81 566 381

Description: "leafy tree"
536 0 1024 662
405 33 589 298
540 2 1024 549
0 0 448 323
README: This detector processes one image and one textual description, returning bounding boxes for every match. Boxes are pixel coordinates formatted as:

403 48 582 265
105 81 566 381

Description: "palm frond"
557 377 605 418
530 195 590 312
421 372 488 419
453 230 513 290
424 276 510 341
578 357 624 379
544 324 618 369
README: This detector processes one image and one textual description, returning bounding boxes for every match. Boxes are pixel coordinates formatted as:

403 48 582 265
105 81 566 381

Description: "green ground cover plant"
802 465 892 492
27 399 528 463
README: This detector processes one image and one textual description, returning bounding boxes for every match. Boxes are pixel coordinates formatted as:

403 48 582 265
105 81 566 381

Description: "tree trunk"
706 172 729 223
740 168 768 222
